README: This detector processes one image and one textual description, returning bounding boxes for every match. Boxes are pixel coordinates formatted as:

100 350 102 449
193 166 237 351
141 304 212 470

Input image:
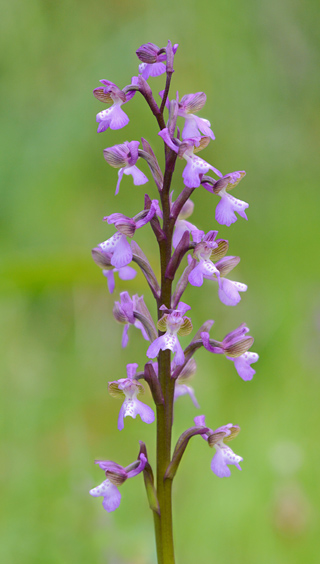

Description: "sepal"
177 317 193 336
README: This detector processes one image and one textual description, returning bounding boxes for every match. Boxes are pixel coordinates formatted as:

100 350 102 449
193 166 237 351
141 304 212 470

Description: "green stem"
154 150 177 563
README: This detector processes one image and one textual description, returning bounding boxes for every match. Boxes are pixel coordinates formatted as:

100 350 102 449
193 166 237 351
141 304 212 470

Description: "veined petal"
110 235 132 269
123 165 149 186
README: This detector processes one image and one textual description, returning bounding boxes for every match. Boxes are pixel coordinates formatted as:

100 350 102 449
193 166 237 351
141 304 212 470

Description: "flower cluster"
89 40 258 563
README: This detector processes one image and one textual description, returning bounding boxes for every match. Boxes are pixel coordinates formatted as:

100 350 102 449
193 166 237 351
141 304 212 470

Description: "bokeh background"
1 1 319 562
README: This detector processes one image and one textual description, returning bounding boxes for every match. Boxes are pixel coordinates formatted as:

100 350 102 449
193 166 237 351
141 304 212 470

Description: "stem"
154 148 177 564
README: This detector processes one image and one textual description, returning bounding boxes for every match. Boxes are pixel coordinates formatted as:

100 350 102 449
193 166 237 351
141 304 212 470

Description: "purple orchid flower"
201 323 258 381
204 171 248 227
222 324 259 380
177 92 215 140
172 198 204 248
108 363 155 431
159 129 222 188
103 141 148 195
188 231 221 286
102 266 136 294
147 302 193 366
93 203 157 270
194 416 243 478
93 80 132 133
113 292 151 348
136 42 179 80
89 449 147 512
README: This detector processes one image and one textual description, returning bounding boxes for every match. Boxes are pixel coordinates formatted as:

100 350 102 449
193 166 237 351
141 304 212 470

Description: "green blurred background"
1 0 319 562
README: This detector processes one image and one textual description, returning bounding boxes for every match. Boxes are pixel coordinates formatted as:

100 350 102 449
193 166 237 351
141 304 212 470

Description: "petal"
211 449 231 478
99 232 122 253
102 484 122 512
172 338 185 365
126 453 147 479
121 324 129 348
231 352 259 381
109 104 130 130
126 363 138 380
176 302 191 315
174 384 200 408
172 220 189 249
134 319 150 341
146 336 165 359
188 263 204 287
158 128 179 153
194 415 206 427
194 115 215 140
115 168 125 195
124 165 149 186
110 235 132 269
103 269 115 293
134 398 155 425
215 194 248 226
182 157 209 188
118 266 137 281
182 116 201 140
218 279 247 307
117 402 126 430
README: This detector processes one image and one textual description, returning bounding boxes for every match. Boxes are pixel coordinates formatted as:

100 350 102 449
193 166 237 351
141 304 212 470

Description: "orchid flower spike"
103 141 148 195
89 448 147 512
113 292 154 348
194 416 243 478
136 42 178 80
172 198 204 248
177 92 215 140
92 203 157 270
204 171 248 226
108 363 155 431
146 302 192 366
93 80 132 133
159 129 222 188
